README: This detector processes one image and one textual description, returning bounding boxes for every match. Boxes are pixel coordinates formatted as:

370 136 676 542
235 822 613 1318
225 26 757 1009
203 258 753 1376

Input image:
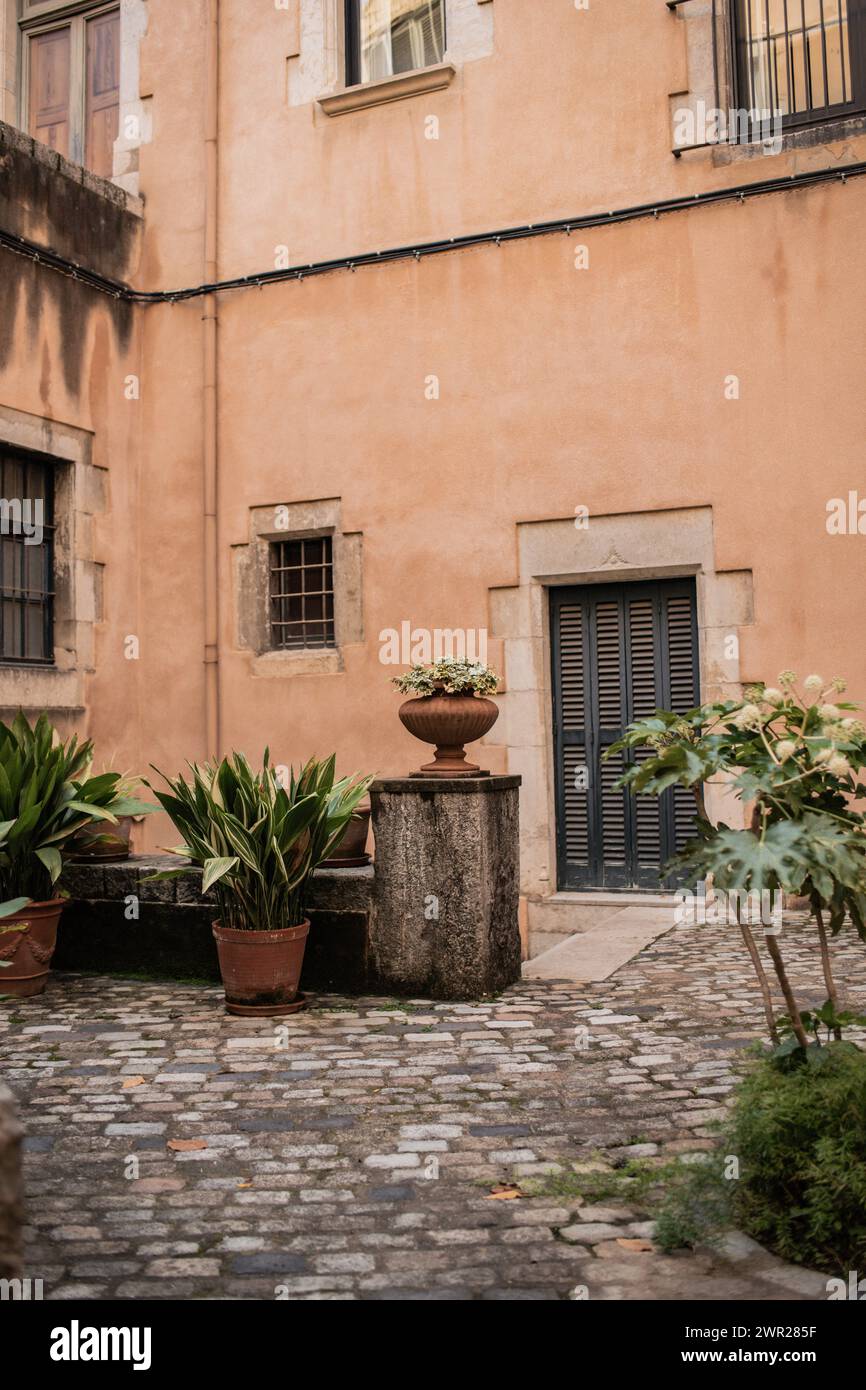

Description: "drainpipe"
203 0 220 758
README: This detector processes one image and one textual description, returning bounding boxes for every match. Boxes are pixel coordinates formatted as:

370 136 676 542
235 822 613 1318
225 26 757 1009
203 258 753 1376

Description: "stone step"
522 905 676 983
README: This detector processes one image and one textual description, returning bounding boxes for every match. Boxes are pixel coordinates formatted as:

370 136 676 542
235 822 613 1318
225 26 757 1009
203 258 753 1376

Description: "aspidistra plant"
147 751 372 931
0 712 155 915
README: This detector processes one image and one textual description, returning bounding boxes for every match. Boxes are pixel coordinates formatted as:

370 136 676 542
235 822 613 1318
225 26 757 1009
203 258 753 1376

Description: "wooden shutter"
552 579 699 890
85 10 120 179
557 602 590 872
28 27 71 160
594 598 627 877
664 590 701 855
628 594 663 874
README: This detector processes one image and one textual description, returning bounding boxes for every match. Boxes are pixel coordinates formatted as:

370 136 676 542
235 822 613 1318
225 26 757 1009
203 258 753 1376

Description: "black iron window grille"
728 0 861 129
268 536 335 651
733 0 866 128
672 1 866 154
0 448 55 665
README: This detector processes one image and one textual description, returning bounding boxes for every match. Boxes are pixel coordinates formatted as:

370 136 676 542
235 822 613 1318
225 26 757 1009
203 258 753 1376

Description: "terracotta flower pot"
67 815 135 861
321 805 371 867
212 919 309 1016
398 690 499 777
0 899 64 998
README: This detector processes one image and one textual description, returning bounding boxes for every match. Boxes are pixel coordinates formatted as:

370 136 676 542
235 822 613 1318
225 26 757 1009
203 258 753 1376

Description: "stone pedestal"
369 775 521 1000
0 1083 23 1281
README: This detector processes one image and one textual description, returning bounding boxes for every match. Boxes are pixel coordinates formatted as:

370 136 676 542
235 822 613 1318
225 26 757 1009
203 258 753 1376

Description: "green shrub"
657 1044 866 1274
728 1043 866 1274
654 1156 732 1254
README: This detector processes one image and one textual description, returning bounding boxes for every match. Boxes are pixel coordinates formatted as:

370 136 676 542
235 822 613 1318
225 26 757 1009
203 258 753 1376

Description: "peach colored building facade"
1 0 866 943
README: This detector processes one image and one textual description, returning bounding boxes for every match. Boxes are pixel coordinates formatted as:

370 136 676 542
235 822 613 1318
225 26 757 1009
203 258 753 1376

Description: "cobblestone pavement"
2 914 863 1301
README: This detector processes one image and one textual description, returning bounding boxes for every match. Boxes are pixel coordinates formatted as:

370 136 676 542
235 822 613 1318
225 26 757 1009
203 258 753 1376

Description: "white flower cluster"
392 658 500 698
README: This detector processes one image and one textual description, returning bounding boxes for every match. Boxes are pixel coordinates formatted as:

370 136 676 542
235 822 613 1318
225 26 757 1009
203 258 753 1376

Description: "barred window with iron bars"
732 0 866 128
268 536 336 652
0 448 55 666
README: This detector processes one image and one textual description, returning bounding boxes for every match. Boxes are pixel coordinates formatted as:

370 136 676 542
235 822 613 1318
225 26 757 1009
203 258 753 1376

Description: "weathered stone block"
56 858 376 991
369 776 521 1000
0 1084 23 1281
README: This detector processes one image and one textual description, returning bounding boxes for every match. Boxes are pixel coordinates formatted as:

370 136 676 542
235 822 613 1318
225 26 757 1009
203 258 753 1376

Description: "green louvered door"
551 579 699 890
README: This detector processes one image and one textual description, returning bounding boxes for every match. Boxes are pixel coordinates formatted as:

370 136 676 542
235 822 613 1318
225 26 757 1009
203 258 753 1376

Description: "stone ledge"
317 64 456 117
372 775 521 795
60 856 374 912
55 856 376 993
0 119 141 285
0 118 143 217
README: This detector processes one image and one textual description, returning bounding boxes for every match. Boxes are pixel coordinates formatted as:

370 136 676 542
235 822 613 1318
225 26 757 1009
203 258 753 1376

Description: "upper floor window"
346 0 446 86
733 0 866 127
21 1 120 177
0 448 54 666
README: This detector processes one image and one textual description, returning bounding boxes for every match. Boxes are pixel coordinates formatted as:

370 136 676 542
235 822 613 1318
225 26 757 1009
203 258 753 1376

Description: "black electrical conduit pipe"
0 160 863 306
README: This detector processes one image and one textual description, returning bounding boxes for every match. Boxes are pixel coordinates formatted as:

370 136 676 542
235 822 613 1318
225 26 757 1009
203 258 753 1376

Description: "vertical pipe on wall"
203 0 220 757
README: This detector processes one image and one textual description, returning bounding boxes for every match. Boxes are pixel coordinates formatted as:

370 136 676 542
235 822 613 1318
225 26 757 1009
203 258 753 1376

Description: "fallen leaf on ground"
167 1139 208 1152
237 1181 253 1189
616 1238 655 1253
485 1184 525 1201
122 1077 145 1089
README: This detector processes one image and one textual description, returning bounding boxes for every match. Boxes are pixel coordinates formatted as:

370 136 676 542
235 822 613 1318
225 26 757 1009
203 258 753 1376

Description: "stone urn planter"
0 899 65 998
399 688 499 777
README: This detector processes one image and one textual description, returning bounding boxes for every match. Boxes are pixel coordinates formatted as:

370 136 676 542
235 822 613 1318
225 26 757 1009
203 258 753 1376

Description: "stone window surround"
234 496 363 679
486 506 754 903
670 0 866 164
0 404 105 720
283 0 494 114
1 0 151 197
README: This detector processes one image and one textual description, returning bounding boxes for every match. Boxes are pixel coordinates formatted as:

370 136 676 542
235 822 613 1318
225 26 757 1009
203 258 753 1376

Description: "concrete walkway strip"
522 906 677 983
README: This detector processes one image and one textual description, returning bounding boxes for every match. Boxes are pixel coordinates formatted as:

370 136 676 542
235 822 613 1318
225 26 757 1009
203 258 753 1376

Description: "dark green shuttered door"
551 579 700 890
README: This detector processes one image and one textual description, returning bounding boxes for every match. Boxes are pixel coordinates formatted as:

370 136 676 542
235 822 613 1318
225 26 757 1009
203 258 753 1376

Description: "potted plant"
393 658 500 777
607 672 866 1054
321 801 371 867
66 771 150 860
148 751 372 1016
0 713 156 998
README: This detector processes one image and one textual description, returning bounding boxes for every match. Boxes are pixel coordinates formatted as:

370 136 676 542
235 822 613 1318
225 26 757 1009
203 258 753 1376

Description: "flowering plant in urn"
393 659 500 777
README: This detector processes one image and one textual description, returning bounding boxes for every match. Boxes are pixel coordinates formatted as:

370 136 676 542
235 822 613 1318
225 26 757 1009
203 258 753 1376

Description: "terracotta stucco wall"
2 0 865 879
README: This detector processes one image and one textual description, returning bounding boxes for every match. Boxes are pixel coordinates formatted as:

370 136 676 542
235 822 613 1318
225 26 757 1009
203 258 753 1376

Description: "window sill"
317 63 457 117
251 648 343 679
0 662 84 713
675 111 866 164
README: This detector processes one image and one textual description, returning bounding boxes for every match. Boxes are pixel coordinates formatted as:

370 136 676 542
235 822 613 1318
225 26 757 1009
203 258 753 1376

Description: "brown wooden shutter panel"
85 10 120 179
628 596 663 870
28 27 71 160
557 603 590 868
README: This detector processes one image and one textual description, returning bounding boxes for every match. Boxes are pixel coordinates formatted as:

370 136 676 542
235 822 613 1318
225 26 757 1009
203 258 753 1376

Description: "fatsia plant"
147 751 372 931
0 712 155 915
606 673 866 1055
